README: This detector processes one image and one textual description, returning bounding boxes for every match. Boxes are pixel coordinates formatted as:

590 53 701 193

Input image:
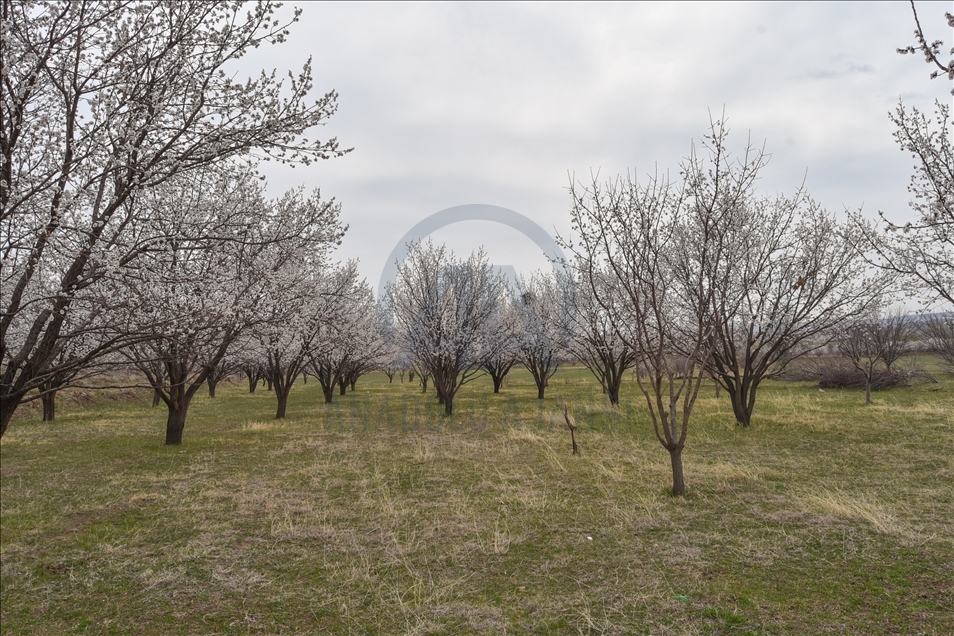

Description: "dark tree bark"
0 400 18 436
524 349 558 400
444 393 454 415
134 331 235 445
38 374 72 421
722 375 759 428
275 390 290 419
243 365 263 393
267 351 308 420
492 374 504 393
601 356 630 406
164 394 192 446
432 375 454 414
42 389 57 422
310 359 341 405
157 372 204 446
272 378 294 420
669 446 686 496
482 358 515 394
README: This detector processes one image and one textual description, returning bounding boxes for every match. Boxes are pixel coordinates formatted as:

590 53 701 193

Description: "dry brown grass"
2 368 953 634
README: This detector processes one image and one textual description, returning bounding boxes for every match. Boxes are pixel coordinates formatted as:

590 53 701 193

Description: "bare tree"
920 313 954 370
1 0 347 436
241 363 266 394
562 268 638 405
872 310 912 371
852 101 953 308
205 352 244 399
895 0 953 92
387 241 505 416
565 166 714 496
837 319 885 404
676 120 886 427
851 4 952 308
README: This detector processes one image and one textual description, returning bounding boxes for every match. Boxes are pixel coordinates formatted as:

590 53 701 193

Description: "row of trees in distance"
2 0 950 494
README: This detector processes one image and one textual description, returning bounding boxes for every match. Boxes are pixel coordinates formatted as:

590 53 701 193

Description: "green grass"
2 367 953 635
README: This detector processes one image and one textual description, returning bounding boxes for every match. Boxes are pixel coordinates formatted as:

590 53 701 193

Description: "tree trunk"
338 378 347 396
420 376 428 392
492 374 504 393
537 384 546 399
349 377 357 391
0 393 22 437
729 388 753 427
607 374 622 406
248 373 257 393
42 390 57 422
207 377 217 398
865 380 872 405
153 388 162 407
165 398 192 446
444 392 454 415
322 384 335 404
266 377 273 391
276 389 290 419
669 446 686 496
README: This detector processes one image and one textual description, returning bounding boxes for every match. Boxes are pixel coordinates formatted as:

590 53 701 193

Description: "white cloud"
247 1 952 294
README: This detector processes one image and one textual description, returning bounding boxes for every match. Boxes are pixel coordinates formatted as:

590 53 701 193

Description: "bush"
782 355 919 389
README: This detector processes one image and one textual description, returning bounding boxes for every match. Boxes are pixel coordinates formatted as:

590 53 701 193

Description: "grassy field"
1 367 952 635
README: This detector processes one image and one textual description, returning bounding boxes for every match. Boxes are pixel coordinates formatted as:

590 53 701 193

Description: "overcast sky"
248 1 952 296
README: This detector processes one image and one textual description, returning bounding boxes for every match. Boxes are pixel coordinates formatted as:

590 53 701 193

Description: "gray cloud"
247 1 952 290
